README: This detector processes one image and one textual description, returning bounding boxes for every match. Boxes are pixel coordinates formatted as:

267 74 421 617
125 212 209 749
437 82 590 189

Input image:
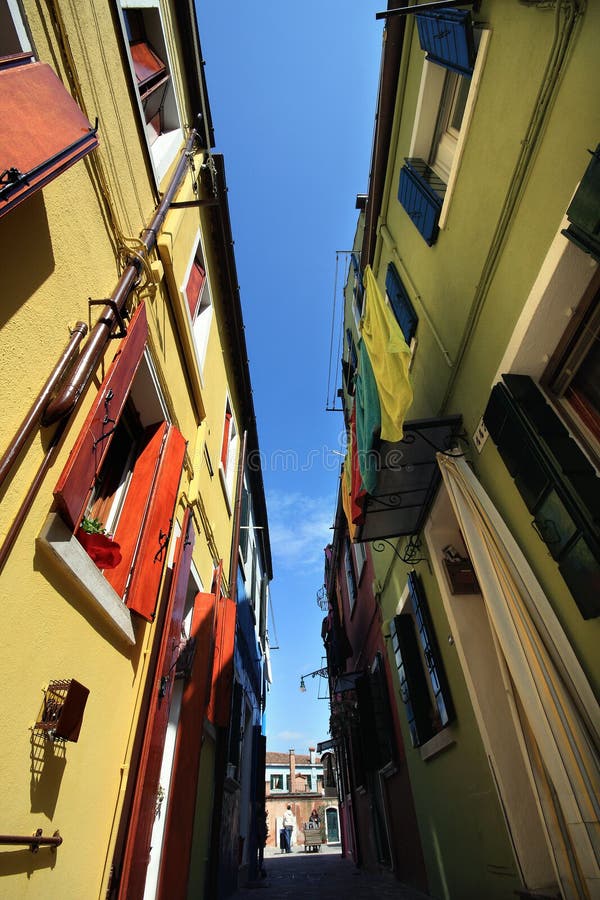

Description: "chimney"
309 746 316 765
289 748 295 792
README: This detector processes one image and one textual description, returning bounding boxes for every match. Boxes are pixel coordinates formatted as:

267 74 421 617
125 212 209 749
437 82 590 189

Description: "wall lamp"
299 667 328 692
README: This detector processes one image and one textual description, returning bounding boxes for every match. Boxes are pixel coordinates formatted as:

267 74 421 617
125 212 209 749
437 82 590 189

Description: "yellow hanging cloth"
360 265 413 441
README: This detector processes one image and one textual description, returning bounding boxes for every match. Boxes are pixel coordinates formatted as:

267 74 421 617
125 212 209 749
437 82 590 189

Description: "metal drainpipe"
0 322 87 491
439 0 586 414
42 128 200 426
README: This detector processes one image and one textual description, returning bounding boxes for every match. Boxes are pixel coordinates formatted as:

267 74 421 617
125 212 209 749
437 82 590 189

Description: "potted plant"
76 516 122 569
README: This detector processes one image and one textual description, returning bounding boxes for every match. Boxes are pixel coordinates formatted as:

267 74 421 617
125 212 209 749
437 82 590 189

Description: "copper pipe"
0 418 68 573
0 830 63 850
0 322 87 491
42 128 199 426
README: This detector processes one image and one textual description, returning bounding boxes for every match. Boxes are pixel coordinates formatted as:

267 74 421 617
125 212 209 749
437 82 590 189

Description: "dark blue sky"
197 1 384 752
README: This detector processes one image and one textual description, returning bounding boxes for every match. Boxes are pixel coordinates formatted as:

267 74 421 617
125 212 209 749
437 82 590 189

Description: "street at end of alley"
227 844 433 900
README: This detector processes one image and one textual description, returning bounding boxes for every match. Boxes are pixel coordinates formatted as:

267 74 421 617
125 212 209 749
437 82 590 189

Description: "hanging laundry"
355 337 380 495
350 406 367 524
361 265 413 441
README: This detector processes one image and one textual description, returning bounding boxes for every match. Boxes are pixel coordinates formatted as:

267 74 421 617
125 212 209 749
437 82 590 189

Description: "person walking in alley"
283 804 296 853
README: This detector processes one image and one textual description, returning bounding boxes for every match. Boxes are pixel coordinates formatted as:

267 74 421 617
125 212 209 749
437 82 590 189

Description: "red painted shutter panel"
185 260 206 319
53 302 148 529
157 589 218 900
207 596 236 727
104 422 167 598
221 410 232 469
0 61 99 219
117 510 196 900
125 424 187 621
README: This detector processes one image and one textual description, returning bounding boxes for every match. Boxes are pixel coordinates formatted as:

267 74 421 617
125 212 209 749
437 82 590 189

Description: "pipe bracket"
88 298 129 339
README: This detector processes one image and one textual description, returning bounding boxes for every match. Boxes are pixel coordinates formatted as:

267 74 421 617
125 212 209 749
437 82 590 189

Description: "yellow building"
0 1 270 897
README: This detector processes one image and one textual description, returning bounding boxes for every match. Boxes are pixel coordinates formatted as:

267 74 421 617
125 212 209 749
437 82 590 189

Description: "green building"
337 3 600 898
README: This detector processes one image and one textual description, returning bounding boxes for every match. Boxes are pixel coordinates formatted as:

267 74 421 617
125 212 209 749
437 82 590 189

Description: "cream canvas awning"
437 454 600 900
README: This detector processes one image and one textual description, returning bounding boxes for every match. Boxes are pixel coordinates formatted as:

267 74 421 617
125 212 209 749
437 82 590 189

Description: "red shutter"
221 409 232 469
185 260 206 319
119 424 186 621
53 302 148 530
117 509 196 900
0 61 99 218
156 589 218 900
207 596 236 727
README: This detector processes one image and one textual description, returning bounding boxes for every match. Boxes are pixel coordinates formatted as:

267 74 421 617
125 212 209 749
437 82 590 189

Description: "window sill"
419 726 455 762
37 513 136 645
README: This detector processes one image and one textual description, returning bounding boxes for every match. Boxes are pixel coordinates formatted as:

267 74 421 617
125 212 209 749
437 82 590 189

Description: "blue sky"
196 1 384 753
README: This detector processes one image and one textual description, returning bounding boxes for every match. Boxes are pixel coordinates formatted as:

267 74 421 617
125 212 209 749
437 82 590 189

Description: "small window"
351 541 367 585
220 398 238 498
1 0 33 60
120 2 183 183
350 252 364 326
429 71 470 183
183 238 213 373
389 572 454 748
344 535 358 613
270 774 283 791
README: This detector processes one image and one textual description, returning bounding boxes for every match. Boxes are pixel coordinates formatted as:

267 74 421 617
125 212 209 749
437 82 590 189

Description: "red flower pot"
76 528 122 570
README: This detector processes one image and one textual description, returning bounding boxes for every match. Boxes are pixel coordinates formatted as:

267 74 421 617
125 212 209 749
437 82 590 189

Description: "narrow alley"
228 846 432 900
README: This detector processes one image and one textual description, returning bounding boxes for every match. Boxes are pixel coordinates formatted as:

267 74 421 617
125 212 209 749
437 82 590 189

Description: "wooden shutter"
53 302 148 529
221 408 232 469
207 596 236 727
561 144 600 262
239 485 250 559
391 612 433 748
157 589 218 900
0 61 98 219
398 160 445 246
415 9 475 77
117 510 195 900
185 259 206 319
385 264 418 344
120 424 186 621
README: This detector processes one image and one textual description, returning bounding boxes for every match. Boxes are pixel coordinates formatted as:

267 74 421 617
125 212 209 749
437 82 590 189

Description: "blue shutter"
483 376 600 619
407 572 454 732
398 159 445 245
415 9 475 76
561 145 600 262
385 264 418 343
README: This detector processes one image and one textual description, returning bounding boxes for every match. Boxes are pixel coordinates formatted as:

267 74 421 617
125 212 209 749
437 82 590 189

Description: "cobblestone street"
228 845 433 899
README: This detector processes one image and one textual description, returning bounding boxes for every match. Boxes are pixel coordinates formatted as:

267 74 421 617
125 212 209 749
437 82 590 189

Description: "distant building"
265 748 340 847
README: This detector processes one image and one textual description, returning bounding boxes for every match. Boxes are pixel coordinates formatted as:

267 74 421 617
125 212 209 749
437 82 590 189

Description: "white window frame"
181 230 214 381
409 28 491 231
352 541 367 585
117 0 185 185
219 396 238 511
2 0 32 55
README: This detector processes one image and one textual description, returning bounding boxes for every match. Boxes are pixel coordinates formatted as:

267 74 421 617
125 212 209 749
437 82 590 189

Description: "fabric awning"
437 453 600 900
0 60 98 218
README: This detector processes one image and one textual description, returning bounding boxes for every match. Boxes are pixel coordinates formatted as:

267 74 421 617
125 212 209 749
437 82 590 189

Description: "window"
350 252 364 326
52 302 186 622
385 264 418 345
0 1 98 219
119 1 183 184
351 541 367 585
182 236 213 374
483 374 600 620
389 572 454 748
270 774 283 791
401 15 490 242
1 0 32 59
285 775 291 792
220 398 238 500
344 535 358 613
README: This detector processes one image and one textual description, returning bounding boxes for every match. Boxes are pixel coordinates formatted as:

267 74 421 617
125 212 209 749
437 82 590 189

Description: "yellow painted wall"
0 1 242 896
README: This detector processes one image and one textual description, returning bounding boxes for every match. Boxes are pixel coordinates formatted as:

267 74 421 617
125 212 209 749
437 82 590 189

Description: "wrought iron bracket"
88 297 129 339
372 536 431 572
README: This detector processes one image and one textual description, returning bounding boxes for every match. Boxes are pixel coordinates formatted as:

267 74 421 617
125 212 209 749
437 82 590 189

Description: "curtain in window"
437 453 600 900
